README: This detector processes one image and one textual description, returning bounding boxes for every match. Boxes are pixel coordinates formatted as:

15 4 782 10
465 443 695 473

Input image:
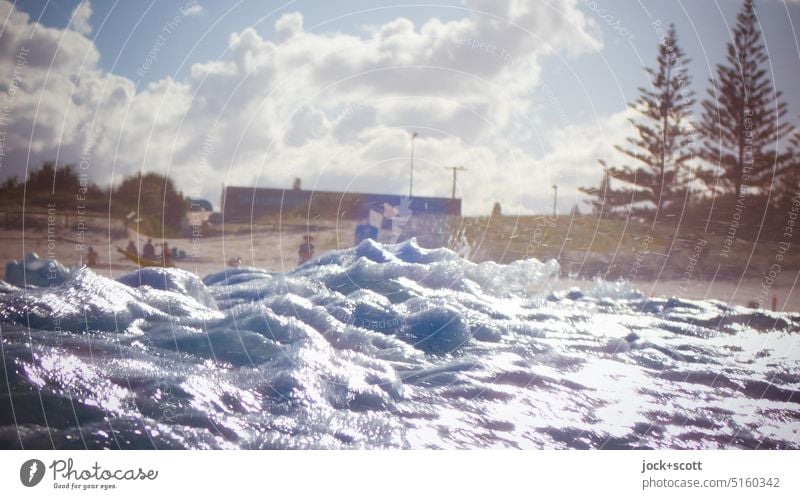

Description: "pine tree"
579 168 628 216
580 24 695 220
775 129 800 205
758 128 799 238
696 0 794 199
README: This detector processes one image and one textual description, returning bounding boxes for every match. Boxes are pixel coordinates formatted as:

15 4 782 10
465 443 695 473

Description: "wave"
1 239 798 449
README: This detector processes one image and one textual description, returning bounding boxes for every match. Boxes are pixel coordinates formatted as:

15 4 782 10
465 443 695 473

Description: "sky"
1 0 799 215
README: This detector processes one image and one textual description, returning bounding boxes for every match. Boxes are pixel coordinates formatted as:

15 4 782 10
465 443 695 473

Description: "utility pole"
552 184 558 217
444 165 467 199
409 132 418 197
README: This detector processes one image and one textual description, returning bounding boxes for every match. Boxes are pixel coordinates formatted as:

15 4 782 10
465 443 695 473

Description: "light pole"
409 132 418 197
552 184 558 217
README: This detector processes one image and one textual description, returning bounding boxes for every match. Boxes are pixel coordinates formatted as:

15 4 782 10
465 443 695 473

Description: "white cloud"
182 3 205 17
275 12 303 41
70 1 92 36
0 0 610 215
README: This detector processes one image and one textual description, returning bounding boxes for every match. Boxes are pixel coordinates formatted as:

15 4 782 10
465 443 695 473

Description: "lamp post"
552 184 558 217
409 132 418 197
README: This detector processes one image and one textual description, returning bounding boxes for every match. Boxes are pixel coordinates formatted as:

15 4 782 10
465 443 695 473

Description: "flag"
368 209 383 229
383 203 398 218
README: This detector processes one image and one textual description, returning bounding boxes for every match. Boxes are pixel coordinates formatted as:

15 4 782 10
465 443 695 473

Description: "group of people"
110 219 387 270
125 238 171 266
83 239 170 267
98 212 394 270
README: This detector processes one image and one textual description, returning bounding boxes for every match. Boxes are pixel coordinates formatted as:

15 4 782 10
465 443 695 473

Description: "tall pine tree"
775 128 800 206
580 24 694 220
580 168 632 216
696 0 793 199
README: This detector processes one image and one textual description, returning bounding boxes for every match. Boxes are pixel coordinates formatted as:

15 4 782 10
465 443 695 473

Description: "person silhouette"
162 242 171 266
142 239 155 260
354 217 378 245
126 240 138 256
86 246 99 267
298 235 314 264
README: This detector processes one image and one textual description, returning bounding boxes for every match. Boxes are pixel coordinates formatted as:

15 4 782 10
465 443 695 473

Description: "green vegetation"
113 172 188 236
581 0 798 241
580 24 694 220
0 162 188 236
455 214 800 280
0 162 106 211
696 0 793 198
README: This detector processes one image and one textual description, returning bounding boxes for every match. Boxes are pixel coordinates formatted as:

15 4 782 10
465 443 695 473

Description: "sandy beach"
2 224 798 312
0 220 357 277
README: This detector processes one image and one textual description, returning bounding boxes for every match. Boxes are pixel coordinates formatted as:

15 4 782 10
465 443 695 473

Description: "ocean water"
0 239 798 449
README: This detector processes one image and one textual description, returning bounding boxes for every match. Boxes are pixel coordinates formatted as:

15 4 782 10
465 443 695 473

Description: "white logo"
20 459 45 487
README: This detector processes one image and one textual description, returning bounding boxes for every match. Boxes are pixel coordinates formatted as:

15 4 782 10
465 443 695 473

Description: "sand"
1 224 798 312
0 221 358 278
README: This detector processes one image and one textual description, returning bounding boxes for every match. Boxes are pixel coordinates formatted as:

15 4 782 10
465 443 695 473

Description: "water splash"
1 239 798 449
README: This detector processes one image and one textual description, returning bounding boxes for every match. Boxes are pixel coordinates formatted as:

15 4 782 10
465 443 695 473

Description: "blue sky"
3 0 800 214
17 1 475 85
18 0 800 115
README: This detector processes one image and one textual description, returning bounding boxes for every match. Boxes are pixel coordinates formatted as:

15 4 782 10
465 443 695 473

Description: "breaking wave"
1 239 798 449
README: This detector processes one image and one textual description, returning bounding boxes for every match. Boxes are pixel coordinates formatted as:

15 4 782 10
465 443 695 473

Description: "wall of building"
221 186 461 222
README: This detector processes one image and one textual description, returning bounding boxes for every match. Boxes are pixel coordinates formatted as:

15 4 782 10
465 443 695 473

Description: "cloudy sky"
1 0 799 215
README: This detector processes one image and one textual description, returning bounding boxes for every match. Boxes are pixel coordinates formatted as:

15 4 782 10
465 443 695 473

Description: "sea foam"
1 239 798 449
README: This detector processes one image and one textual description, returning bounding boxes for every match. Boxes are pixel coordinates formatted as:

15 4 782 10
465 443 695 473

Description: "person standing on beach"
162 242 171 266
298 235 314 265
86 246 99 267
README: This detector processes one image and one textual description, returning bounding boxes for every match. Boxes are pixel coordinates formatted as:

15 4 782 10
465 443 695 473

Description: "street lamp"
409 132 418 197
552 184 558 217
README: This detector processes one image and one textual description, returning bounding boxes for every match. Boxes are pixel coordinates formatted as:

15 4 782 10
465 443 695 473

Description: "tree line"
0 162 188 235
580 0 798 242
